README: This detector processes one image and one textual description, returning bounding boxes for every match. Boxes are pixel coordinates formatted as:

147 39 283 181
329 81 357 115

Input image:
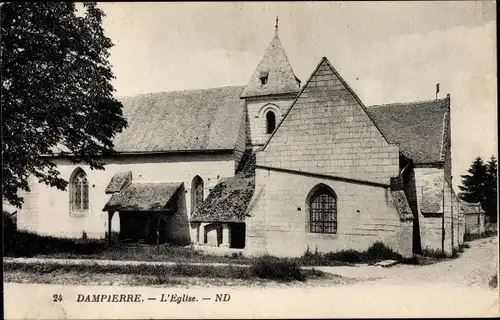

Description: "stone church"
16 23 467 258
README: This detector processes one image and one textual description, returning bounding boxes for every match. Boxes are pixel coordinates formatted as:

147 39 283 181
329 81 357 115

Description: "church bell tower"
240 17 301 150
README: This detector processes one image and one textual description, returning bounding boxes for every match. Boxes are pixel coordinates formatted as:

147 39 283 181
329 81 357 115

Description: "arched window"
266 111 276 134
191 175 204 213
308 184 337 234
70 168 89 212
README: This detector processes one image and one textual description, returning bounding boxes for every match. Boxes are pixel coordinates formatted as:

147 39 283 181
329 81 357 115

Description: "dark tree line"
458 156 498 223
2 2 127 207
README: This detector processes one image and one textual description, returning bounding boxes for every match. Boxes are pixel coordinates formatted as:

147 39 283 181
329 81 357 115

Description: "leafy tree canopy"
2 2 127 208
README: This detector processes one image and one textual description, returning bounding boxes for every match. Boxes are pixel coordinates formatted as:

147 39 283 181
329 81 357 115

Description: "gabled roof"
240 33 300 98
105 171 132 194
103 182 183 212
366 97 449 164
112 86 246 153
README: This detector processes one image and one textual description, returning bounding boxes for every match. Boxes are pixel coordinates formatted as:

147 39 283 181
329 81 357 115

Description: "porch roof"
190 155 255 223
105 171 132 194
103 182 183 212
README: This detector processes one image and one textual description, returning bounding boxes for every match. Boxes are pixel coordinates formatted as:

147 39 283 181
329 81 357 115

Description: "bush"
3 229 106 257
299 241 403 266
250 255 305 282
421 248 448 259
364 241 402 262
3 211 17 233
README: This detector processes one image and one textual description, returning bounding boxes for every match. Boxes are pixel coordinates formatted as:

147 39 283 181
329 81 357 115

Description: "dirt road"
314 236 499 288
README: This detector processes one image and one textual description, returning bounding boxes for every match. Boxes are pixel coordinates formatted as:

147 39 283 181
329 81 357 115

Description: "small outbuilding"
103 175 190 245
459 201 486 236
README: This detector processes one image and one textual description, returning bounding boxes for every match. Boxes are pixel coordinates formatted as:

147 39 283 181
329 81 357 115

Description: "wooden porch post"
108 211 115 245
156 212 161 250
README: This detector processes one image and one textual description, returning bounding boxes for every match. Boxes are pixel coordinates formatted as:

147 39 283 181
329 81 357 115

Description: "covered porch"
102 181 190 246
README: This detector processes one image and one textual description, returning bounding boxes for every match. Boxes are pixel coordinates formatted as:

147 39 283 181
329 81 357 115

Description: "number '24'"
53 294 63 302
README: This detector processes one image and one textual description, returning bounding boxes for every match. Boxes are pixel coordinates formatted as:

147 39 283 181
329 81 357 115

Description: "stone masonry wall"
257 59 400 185
443 179 454 255
245 95 296 147
165 185 190 245
245 168 413 258
414 166 446 253
451 191 461 250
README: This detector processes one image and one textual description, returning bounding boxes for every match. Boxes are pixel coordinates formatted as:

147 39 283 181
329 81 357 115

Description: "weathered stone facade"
257 59 401 185
245 168 413 258
245 95 296 148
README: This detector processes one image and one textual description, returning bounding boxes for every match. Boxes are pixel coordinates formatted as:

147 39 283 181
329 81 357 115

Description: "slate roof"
103 182 182 212
366 98 449 164
240 33 301 98
105 171 132 194
190 154 256 223
112 86 246 153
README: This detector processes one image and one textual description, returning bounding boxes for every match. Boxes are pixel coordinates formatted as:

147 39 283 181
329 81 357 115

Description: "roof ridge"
128 181 183 185
369 97 449 108
118 85 246 100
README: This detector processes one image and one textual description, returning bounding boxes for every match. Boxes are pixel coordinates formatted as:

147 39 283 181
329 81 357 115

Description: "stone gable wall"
257 60 400 185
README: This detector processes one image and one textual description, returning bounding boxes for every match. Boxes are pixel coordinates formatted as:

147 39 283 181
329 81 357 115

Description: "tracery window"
70 168 89 212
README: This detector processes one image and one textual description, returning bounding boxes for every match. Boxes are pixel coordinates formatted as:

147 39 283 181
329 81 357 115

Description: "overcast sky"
98 1 497 191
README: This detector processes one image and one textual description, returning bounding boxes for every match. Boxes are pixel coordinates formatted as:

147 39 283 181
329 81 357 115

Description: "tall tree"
458 155 498 223
2 2 127 208
484 156 498 223
458 157 487 204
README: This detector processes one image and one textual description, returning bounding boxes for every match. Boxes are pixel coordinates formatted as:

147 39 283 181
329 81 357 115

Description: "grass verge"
3 260 325 283
4 230 400 266
6 227 456 267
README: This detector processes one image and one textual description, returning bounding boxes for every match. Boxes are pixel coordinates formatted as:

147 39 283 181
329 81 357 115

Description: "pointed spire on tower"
240 16 301 98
